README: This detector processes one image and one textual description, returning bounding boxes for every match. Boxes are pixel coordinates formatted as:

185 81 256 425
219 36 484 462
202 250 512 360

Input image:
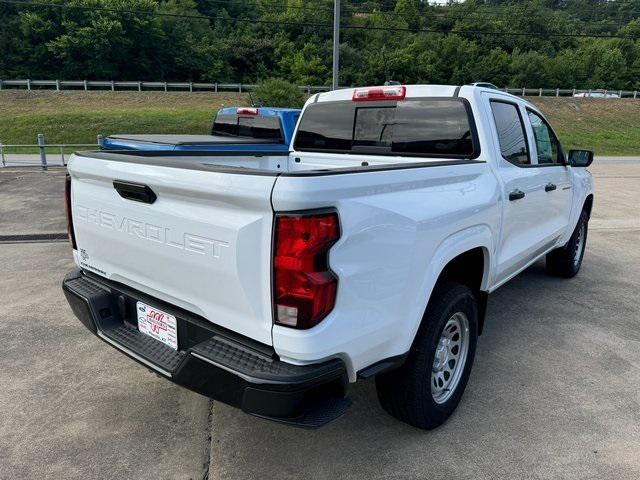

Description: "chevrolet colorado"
62 85 594 429
101 107 300 153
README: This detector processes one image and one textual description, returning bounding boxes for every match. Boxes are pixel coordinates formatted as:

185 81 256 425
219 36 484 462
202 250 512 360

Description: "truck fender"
560 173 594 245
407 224 493 350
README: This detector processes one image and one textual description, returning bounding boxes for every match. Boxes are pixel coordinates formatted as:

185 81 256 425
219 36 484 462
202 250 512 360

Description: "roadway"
0 159 639 479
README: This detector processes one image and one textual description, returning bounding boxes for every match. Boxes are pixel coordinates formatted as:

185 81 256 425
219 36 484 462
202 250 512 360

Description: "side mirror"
568 149 594 167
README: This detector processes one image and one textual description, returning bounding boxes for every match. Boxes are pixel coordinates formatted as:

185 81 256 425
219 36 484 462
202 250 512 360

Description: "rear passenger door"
486 97 556 285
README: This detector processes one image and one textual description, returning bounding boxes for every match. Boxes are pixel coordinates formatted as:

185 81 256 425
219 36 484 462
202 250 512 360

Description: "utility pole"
332 0 340 90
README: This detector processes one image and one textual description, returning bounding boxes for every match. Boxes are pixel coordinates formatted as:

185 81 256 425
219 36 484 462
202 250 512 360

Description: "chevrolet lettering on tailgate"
75 205 229 258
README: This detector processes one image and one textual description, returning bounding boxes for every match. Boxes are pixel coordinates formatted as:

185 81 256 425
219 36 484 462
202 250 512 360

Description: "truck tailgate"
67 153 276 345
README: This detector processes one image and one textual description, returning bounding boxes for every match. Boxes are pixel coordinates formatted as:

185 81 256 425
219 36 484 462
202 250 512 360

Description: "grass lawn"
0 91 246 152
529 97 640 156
1 91 638 156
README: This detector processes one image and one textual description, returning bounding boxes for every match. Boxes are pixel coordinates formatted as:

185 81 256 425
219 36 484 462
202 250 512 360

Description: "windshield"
294 99 478 158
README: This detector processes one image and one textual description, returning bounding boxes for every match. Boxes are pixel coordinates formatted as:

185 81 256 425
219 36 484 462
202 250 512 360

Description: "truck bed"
77 149 479 176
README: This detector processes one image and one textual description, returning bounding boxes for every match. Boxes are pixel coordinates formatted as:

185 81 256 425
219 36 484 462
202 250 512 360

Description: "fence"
0 79 331 94
0 134 102 169
0 79 638 98
507 87 638 98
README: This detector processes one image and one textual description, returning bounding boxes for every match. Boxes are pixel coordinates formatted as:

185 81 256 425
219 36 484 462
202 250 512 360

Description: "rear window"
294 99 477 158
213 114 283 140
490 101 530 165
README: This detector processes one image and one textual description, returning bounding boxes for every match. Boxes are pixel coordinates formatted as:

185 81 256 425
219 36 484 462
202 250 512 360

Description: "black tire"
546 210 589 278
375 281 478 430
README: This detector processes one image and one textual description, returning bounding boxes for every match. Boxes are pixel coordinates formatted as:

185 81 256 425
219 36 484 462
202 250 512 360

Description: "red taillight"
64 174 77 250
352 85 406 102
236 107 258 115
273 212 340 329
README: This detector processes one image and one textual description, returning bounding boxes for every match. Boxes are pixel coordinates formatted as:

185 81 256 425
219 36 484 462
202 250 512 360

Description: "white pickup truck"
62 85 594 429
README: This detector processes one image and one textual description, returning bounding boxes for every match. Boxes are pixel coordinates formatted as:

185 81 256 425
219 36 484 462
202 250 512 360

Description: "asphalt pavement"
209 160 640 480
2 153 67 168
0 159 639 479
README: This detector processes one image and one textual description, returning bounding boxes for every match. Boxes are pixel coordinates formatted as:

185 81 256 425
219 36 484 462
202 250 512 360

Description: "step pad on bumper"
102 325 186 374
192 336 342 384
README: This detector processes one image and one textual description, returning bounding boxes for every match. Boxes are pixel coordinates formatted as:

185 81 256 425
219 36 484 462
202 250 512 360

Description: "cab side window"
490 101 530 165
527 110 562 165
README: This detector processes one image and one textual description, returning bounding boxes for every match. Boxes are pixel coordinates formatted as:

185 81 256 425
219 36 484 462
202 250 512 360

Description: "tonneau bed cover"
106 134 281 145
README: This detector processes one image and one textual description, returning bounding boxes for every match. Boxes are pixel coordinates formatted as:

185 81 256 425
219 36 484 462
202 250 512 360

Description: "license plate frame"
136 301 178 350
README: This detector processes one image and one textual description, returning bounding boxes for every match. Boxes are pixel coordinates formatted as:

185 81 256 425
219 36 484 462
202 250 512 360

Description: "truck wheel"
375 281 478 429
546 210 588 278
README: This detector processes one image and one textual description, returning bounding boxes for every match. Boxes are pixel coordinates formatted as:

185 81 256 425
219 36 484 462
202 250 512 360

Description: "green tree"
510 50 552 87
592 48 627 89
278 42 329 85
253 78 306 108
394 0 421 29
473 47 511 86
547 48 587 88
37 0 166 79
0 0 638 88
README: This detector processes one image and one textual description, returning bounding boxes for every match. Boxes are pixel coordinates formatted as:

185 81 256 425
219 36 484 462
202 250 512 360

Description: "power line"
350 8 638 31
343 0 640 33
1 0 636 39
3 0 633 31
344 8 632 30
0 0 327 25
478 3 637 16
345 22 634 38
222 0 638 31
358 0 639 18
455 5 640 25
5 0 635 20
199 0 335 14
343 2 638 27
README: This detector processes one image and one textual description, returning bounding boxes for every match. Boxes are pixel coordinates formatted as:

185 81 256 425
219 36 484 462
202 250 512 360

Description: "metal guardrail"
0 134 102 169
503 87 638 98
0 79 331 94
0 80 638 98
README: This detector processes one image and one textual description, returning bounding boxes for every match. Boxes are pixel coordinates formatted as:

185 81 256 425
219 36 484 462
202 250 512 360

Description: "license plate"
136 301 178 350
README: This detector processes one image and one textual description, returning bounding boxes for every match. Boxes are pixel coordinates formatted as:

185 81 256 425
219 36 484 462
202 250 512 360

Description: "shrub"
252 78 306 108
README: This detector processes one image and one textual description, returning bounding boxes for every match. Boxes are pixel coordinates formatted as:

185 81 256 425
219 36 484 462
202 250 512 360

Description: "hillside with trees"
1 0 639 89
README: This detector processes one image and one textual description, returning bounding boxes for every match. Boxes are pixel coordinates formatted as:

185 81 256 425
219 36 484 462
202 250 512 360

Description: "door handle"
545 183 557 192
113 180 157 204
509 189 525 201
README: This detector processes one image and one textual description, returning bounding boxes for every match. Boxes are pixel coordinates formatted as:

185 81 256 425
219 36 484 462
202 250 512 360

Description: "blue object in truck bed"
101 107 301 152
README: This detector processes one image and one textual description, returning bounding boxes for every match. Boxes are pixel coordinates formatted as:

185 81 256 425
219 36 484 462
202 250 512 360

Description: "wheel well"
583 194 594 218
437 247 489 335
439 247 485 292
